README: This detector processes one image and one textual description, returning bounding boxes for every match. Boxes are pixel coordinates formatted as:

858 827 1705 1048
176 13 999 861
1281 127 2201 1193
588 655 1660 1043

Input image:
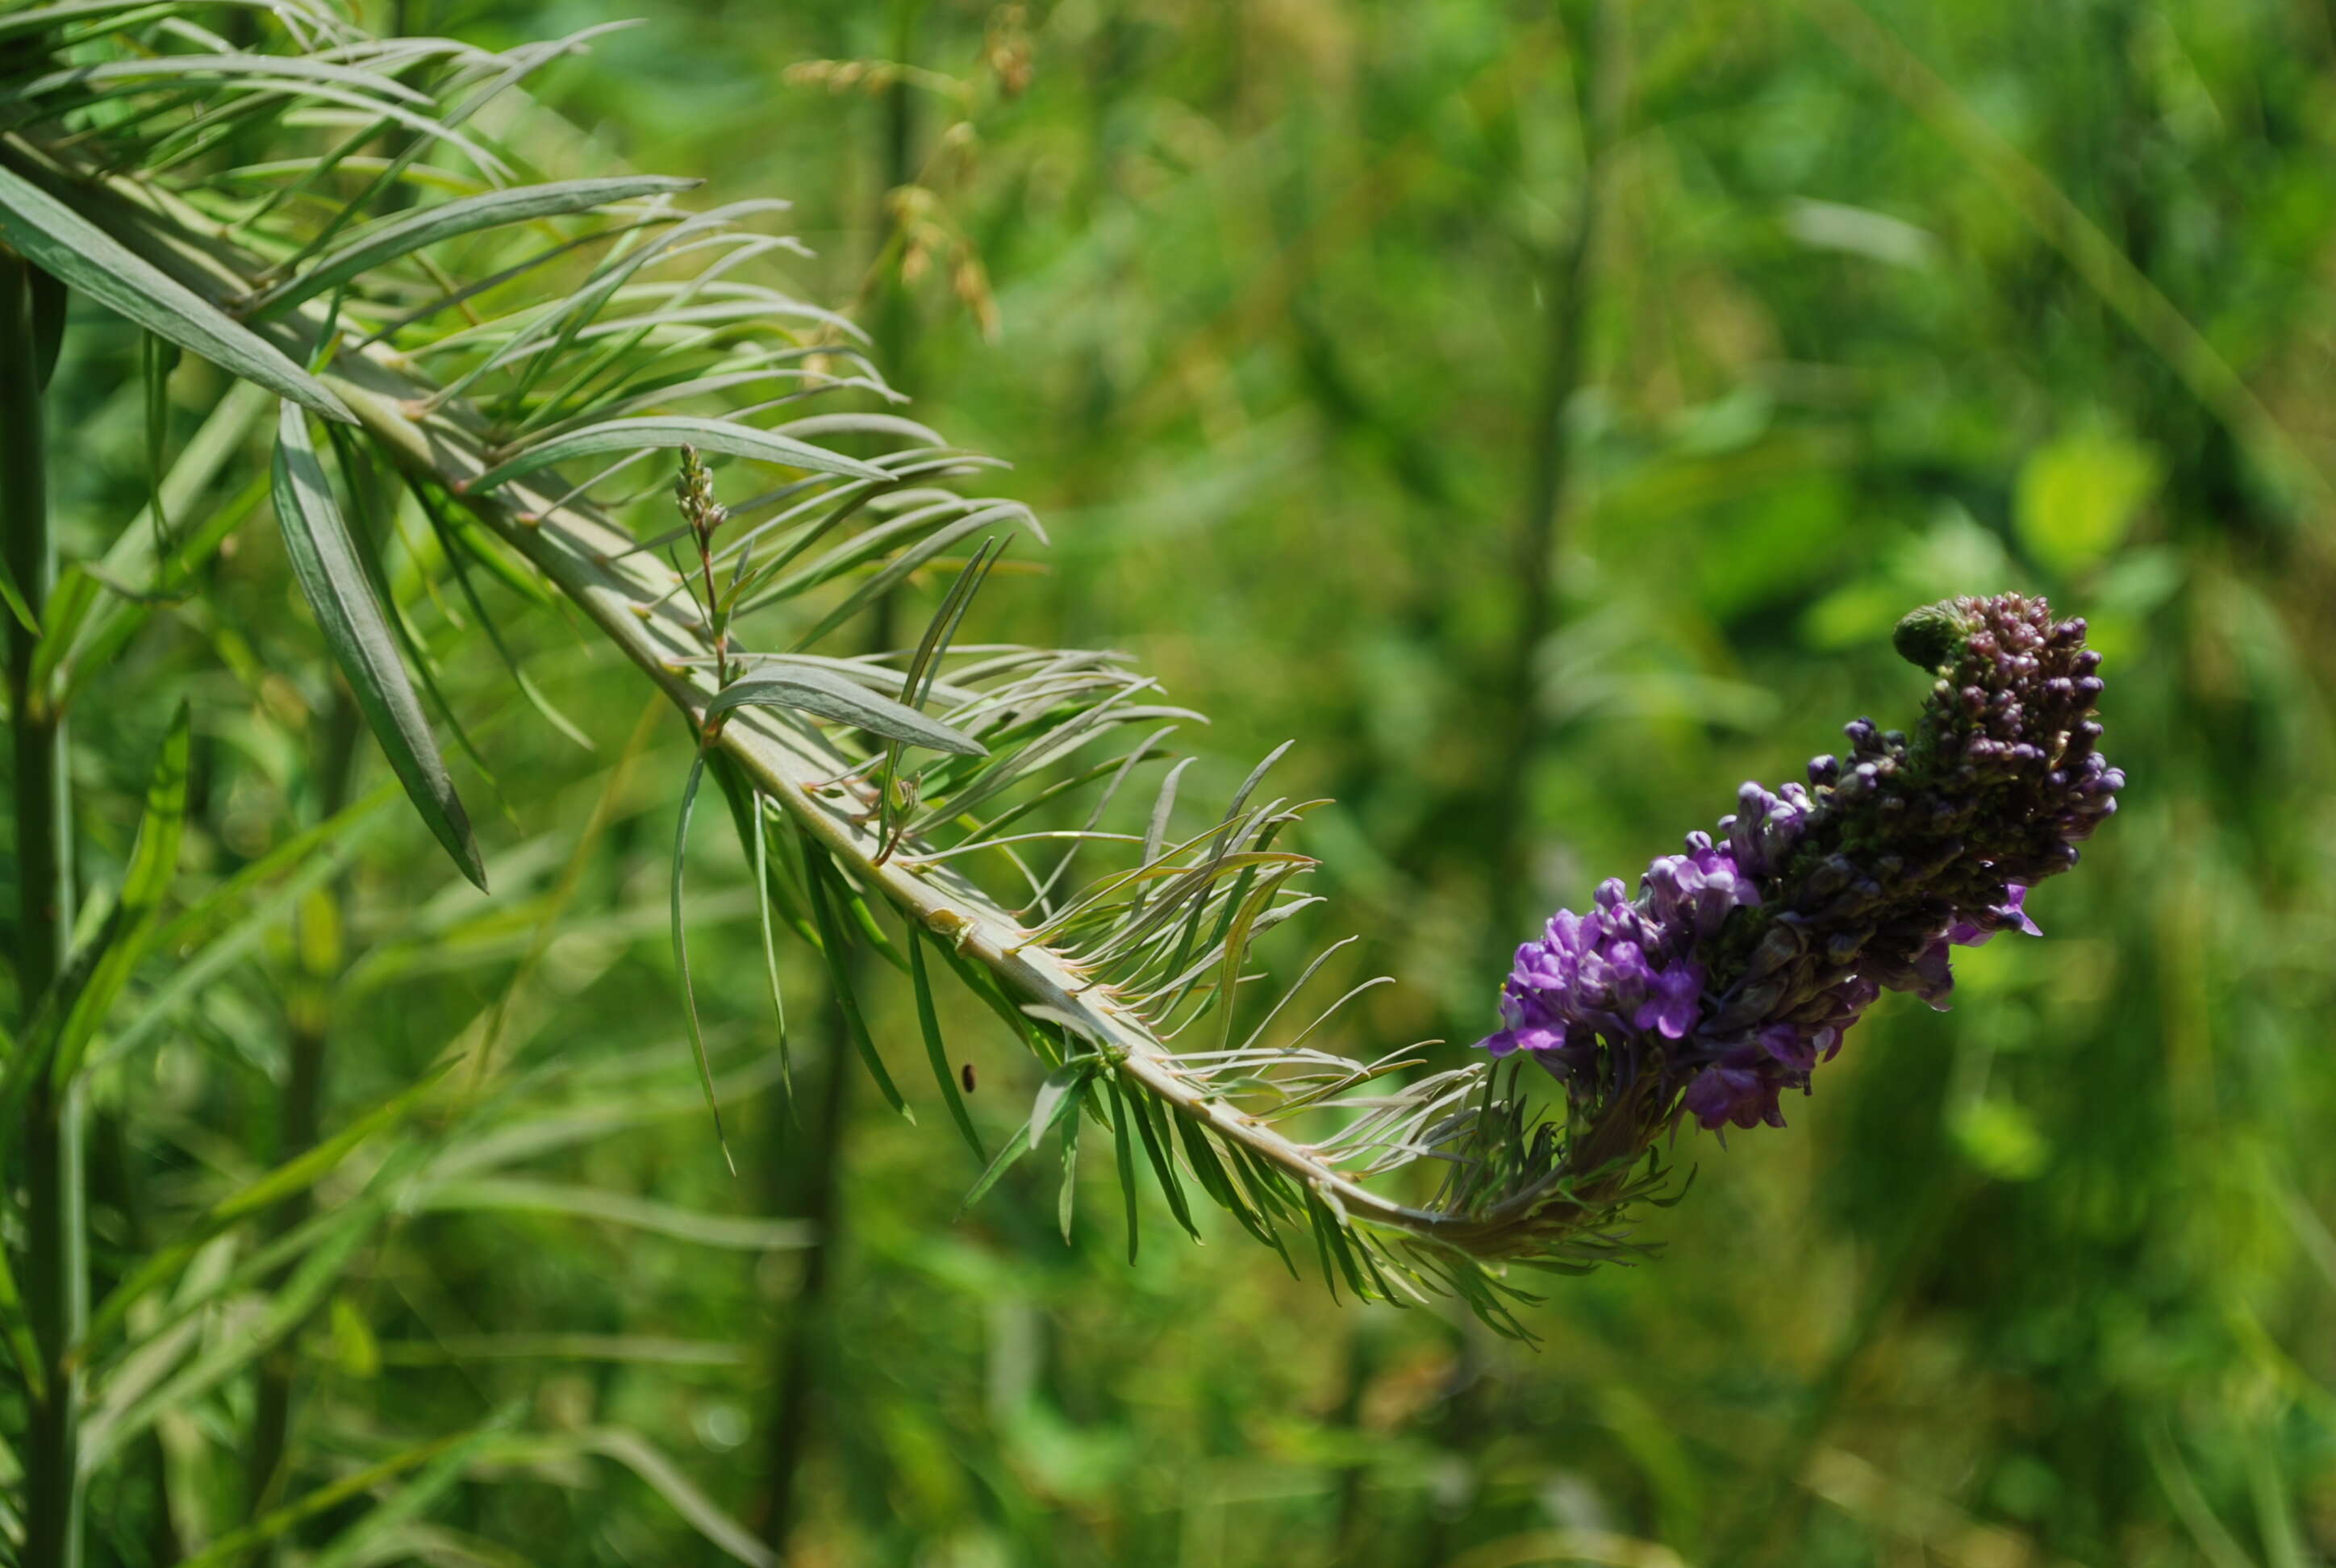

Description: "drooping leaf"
0 164 354 422
706 664 985 757
273 401 486 889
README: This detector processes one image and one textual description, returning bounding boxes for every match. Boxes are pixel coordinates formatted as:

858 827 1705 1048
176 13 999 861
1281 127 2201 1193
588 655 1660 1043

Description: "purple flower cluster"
1480 594 2123 1139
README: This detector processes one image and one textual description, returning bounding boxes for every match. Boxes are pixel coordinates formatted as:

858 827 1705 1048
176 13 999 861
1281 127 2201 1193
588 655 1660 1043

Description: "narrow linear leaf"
932 936 1055 1058
803 846 911 1120
273 402 486 889
1128 1086 1202 1242
0 703 191 1122
251 175 701 318
102 783 392 1070
707 665 983 757
0 0 315 44
407 475 591 750
909 930 982 1161
45 702 190 1085
25 565 100 701
141 332 180 561
90 1217 375 1464
0 549 35 637
1027 1060 1092 1153
0 164 353 421
784 505 1024 652
462 415 886 494
669 748 735 1174
771 411 945 446
707 750 820 960
1058 1095 1082 1245
956 1122 1033 1217
1108 1077 1141 1264
749 799 792 1103
29 254 65 392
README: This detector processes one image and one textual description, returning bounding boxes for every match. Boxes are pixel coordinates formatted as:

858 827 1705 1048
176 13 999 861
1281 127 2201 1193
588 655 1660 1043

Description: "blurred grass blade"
250 175 701 318
0 164 355 422
273 400 486 890
0 1246 47 1401
86 1212 378 1463
297 1416 515 1568
78 1065 448 1359
582 1428 778 1568
0 705 190 1118
707 665 985 756
177 1418 504 1568
908 930 982 1160
0 548 34 636
101 782 393 1069
462 415 886 494
417 1178 811 1250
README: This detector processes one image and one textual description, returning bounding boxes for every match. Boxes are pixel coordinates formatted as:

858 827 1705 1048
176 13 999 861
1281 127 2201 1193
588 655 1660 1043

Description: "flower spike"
1480 593 2123 1141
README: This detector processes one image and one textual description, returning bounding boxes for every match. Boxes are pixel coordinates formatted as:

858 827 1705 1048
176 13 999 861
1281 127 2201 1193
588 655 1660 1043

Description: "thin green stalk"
242 689 362 1562
753 988 857 1553
6 249 85 1568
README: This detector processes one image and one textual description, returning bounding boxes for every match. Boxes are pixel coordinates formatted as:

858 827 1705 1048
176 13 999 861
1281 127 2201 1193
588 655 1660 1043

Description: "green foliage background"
26 0 2336 1562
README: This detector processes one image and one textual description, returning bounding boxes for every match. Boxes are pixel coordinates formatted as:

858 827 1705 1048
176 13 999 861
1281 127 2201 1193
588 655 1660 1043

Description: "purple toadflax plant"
1478 592 2122 1150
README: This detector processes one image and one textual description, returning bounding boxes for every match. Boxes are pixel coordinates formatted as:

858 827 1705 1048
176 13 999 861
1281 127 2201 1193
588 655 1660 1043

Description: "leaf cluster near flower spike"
0 2 2120 1336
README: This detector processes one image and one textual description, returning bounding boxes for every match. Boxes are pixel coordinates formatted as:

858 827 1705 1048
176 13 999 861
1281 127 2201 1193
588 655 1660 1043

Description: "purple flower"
1475 593 2122 1145
1634 963 1704 1040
